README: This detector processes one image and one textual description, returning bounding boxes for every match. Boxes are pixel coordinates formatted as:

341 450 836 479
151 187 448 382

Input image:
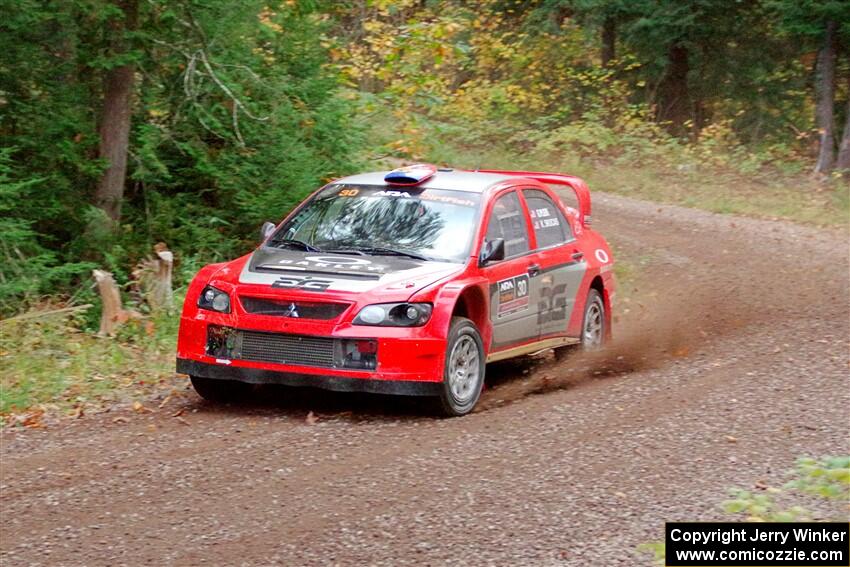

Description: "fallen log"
0 304 93 324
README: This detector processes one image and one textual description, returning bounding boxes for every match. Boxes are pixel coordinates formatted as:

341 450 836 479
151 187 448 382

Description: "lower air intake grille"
237 330 336 368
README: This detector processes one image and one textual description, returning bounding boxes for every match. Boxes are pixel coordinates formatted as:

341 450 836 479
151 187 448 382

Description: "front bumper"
176 308 448 395
177 358 441 396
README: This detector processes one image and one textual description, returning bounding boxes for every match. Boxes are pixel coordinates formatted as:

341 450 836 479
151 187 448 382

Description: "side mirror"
260 221 276 242
479 238 505 265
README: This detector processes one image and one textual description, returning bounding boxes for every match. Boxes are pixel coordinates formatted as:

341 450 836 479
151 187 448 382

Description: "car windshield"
270 184 482 263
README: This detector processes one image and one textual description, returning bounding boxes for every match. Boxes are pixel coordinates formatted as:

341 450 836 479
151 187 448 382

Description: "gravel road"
2 193 848 566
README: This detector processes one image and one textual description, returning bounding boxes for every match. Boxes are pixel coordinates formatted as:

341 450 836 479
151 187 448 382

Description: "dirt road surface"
2 193 848 566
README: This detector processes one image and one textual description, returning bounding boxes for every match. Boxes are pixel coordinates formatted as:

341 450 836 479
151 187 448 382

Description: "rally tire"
580 289 606 350
438 317 486 417
190 375 251 403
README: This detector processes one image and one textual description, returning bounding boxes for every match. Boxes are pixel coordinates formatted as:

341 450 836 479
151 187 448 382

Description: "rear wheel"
190 376 250 403
438 317 485 417
554 288 606 361
580 289 606 349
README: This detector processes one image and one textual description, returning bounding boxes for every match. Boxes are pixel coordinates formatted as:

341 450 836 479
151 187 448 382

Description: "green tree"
770 0 850 173
0 0 363 313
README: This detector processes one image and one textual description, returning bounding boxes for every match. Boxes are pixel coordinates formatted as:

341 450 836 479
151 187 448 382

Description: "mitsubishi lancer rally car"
176 164 615 416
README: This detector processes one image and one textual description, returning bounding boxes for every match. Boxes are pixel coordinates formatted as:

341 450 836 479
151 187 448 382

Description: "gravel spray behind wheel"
477 274 771 411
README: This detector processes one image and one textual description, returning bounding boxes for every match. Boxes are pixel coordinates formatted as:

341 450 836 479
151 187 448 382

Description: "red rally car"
176 164 615 416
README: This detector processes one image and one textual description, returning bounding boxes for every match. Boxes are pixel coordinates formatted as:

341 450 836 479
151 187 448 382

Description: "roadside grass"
363 107 849 228
422 137 849 228
0 301 185 422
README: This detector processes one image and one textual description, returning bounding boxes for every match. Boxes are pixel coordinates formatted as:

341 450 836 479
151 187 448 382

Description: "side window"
524 189 572 248
485 191 530 258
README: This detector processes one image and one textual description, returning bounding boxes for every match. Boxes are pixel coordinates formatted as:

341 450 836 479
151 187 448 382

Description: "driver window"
523 189 572 248
485 191 530 258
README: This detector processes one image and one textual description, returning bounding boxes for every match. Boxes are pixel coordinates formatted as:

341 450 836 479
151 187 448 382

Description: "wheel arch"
588 274 613 340
450 284 491 352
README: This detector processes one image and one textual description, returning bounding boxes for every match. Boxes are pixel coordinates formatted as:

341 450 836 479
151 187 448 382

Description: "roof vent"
384 163 437 186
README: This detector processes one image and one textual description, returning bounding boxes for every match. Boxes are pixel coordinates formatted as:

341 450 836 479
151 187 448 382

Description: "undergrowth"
363 104 850 228
0 297 185 421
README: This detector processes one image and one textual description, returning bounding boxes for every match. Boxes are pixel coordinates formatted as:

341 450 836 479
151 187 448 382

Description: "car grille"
240 296 349 320
237 330 336 368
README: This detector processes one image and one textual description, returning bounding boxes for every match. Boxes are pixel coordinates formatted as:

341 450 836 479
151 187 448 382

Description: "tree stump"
93 269 136 335
133 242 174 313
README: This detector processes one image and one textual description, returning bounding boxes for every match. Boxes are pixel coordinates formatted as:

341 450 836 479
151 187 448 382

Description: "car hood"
229 247 465 297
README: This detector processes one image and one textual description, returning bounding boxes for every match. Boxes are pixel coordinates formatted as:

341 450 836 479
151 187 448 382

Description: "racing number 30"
538 283 567 324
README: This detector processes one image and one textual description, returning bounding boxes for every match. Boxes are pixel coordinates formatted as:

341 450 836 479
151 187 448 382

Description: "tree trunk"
601 16 616 67
813 20 837 174
656 42 690 136
836 78 850 174
93 0 138 222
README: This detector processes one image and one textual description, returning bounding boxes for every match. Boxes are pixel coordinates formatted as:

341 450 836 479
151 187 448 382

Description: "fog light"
206 325 236 358
340 339 378 370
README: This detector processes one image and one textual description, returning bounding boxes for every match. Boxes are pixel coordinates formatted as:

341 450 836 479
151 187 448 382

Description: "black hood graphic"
248 247 422 279
238 247 464 295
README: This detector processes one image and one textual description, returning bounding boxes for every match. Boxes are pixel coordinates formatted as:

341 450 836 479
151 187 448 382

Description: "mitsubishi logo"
284 303 300 318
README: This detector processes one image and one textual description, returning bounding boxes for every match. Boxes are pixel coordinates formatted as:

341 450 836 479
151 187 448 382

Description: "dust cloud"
477 276 764 410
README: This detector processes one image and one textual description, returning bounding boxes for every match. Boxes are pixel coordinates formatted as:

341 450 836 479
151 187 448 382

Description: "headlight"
353 302 432 327
197 285 231 313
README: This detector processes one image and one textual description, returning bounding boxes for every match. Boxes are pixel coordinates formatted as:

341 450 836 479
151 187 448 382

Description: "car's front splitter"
177 358 442 397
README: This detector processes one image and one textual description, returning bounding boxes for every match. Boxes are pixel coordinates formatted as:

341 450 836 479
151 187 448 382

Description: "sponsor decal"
373 190 412 198
595 249 610 263
272 276 334 291
273 255 387 273
337 184 477 207
497 274 530 317
538 283 568 324
419 193 477 207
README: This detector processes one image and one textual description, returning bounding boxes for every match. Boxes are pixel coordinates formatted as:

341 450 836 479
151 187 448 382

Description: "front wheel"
438 317 485 417
190 376 251 403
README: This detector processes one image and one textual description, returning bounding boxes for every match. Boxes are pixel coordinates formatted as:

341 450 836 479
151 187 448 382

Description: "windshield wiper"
267 238 321 252
352 246 430 261
321 248 366 256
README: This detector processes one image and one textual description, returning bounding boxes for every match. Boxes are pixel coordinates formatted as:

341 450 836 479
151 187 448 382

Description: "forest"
0 0 848 413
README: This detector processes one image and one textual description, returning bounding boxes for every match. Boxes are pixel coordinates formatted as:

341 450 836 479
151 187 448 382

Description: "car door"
480 190 540 350
522 188 588 339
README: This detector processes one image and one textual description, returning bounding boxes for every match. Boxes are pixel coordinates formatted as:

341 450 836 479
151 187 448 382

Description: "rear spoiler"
478 170 592 228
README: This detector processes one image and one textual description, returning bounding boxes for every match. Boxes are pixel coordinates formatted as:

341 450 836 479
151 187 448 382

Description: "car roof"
333 169 516 194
